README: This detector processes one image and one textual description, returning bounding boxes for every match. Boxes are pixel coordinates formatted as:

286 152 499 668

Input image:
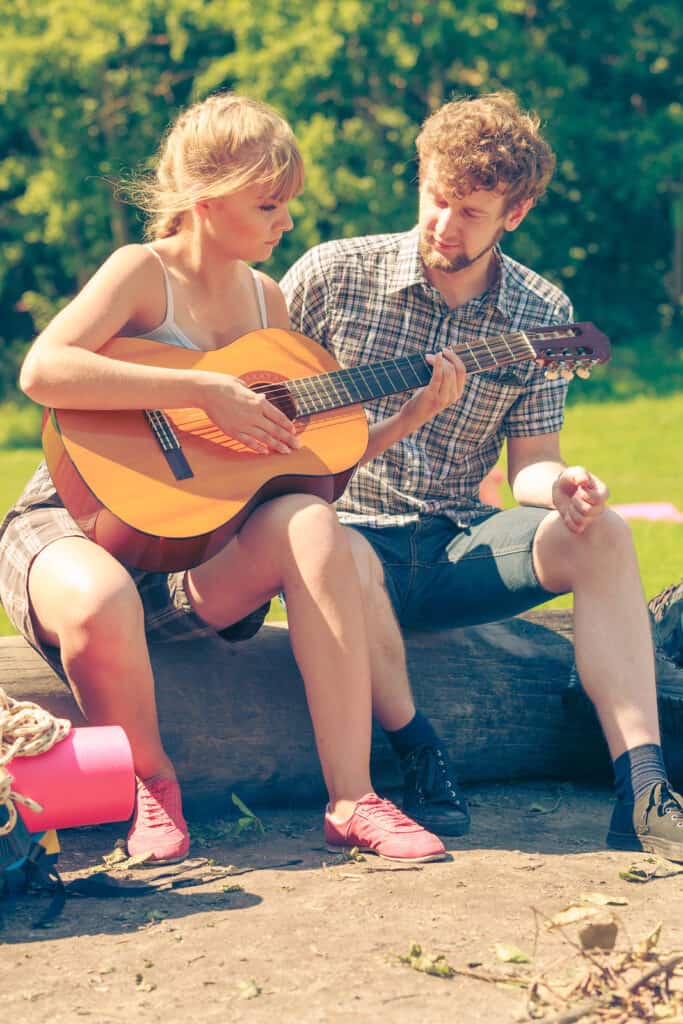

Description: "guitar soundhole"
241 371 309 433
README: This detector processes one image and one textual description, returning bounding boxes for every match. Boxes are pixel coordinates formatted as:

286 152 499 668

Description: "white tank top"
139 246 268 349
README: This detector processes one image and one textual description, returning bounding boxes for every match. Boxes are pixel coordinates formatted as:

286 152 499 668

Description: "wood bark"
1 611 681 808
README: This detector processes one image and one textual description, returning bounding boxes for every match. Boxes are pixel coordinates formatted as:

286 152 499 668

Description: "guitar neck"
288 330 537 417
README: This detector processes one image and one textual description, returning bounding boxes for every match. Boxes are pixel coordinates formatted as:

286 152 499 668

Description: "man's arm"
508 433 610 535
360 349 466 464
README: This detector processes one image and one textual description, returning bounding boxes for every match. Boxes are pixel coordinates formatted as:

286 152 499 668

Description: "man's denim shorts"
349 507 563 629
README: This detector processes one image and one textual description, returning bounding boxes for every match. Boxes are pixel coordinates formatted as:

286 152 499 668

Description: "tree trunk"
1 611 681 810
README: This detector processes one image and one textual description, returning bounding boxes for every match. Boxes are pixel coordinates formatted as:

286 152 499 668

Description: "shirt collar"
386 227 428 294
387 229 515 320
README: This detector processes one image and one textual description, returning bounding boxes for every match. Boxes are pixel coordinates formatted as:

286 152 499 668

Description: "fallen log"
1 610 681 809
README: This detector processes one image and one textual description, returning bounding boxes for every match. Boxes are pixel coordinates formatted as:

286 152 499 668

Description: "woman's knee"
345 527 386 594
256 494 341 552
50 566 143 649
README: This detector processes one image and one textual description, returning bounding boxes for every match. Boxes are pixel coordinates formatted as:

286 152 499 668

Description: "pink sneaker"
324 793 447 863
127 776 190 863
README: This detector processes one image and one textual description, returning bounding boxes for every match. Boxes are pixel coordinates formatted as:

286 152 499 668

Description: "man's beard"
419 226 504 274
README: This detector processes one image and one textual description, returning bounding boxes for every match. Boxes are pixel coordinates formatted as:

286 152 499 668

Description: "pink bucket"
7 725 135 831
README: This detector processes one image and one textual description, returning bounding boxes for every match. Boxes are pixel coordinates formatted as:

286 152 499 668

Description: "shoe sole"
606 832 683 864
325 843 447 864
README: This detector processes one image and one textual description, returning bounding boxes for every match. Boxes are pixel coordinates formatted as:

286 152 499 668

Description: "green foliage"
0 400 42 448
0 0 681 399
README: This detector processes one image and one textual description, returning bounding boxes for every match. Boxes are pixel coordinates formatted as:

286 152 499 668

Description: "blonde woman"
0 94 445 865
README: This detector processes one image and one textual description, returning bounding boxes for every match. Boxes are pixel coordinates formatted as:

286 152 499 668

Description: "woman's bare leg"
187 495 374 819
29 537 174 780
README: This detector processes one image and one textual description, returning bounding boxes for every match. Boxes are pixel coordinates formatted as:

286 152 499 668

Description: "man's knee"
535 508 637 589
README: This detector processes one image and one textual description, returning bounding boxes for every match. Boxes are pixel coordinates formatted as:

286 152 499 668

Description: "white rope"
0 687 72 836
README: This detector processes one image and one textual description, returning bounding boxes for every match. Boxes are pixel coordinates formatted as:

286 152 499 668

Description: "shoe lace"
136 781 179 832
648 579 683 622
657 783 683 825
363 796 421 832
410 745 463 806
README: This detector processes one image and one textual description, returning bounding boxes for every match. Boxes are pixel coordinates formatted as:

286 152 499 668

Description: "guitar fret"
479 336 496 368
285 322 589 418
517 331 536 358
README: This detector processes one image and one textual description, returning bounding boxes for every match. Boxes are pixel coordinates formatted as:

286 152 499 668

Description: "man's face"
418 169 529 274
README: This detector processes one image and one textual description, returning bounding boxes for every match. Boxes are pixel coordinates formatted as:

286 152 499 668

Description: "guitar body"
43 329 369 572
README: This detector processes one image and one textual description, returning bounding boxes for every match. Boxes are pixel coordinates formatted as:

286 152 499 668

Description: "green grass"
0 390 680 633
500 392 683 609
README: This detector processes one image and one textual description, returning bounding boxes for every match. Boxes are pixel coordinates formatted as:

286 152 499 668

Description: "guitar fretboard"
285 330 537 417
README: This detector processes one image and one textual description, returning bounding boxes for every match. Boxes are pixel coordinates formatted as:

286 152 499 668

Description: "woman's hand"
401 349 466 429
204 373 300 455
552 465 610 534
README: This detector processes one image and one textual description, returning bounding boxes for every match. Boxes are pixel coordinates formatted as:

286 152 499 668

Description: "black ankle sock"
613 743 668 803
385 710 441 759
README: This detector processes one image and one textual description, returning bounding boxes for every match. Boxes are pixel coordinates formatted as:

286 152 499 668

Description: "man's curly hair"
416 92 555 211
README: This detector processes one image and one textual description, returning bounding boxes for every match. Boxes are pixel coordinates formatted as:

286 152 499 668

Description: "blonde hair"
130 93 304 240
416 92 555 211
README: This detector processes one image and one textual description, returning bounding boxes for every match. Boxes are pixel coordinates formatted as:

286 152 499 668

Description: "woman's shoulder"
99 243 162 278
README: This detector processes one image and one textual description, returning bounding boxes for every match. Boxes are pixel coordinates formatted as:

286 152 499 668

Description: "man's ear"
503 197 534 232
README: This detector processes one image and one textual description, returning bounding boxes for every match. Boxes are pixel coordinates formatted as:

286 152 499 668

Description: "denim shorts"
349 507 563 629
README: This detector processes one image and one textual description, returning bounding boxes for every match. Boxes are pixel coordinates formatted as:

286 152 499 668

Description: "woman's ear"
194 199 211 218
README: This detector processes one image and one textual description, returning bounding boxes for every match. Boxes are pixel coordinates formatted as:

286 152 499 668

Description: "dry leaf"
494 942 531 964
580 891 629 906
638 920 663 956
548 904 599 928
399 942 454 978
237 979 261 1000
578 918 618 951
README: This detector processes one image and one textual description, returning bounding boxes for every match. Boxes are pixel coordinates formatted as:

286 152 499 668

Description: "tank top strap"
145 244 175 326
251 269 268 328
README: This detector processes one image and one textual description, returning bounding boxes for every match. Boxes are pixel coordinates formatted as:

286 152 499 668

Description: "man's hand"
552 465 610 534
402 349 466 427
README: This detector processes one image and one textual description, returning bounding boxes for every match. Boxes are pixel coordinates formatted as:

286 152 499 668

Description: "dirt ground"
2 781 683 1024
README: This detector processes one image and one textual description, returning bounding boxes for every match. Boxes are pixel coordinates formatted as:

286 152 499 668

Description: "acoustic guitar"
43 324 610 572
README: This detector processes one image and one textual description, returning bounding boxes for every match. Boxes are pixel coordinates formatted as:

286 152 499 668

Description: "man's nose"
436 206 458 237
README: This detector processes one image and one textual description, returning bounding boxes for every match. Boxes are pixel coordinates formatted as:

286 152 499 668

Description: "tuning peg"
560 367 575 380
576 365 591 379
544 368 559 380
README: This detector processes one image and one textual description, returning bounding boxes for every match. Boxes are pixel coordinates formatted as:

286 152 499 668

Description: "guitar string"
144 328 587 430
243 330 583 408
250 337 529 404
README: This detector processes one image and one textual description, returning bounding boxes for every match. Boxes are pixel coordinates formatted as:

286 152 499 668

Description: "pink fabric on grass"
611 502 683 523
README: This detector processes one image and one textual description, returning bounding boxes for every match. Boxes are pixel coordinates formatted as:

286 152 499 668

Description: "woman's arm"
20 248 298 454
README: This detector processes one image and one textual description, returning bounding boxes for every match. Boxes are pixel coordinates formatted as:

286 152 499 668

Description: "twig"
540 953 683 1024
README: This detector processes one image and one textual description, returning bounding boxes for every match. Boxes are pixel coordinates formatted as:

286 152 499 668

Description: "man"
281 91 683 861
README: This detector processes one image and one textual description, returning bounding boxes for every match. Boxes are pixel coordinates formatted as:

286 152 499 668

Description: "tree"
0 0 680 398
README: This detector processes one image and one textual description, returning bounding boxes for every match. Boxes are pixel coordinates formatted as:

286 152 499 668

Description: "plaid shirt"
281 227 573 527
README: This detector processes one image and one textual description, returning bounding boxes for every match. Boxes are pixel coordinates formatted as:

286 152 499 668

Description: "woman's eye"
260 204 277 212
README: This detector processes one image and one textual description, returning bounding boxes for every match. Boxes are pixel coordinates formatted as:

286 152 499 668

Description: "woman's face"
199 183 294 262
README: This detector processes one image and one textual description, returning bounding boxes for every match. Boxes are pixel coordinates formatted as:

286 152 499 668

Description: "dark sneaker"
607 782 683 862
400 744 471 837
649 579 683 667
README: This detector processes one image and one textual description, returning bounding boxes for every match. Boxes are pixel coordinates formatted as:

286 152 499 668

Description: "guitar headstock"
526 322 611 381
